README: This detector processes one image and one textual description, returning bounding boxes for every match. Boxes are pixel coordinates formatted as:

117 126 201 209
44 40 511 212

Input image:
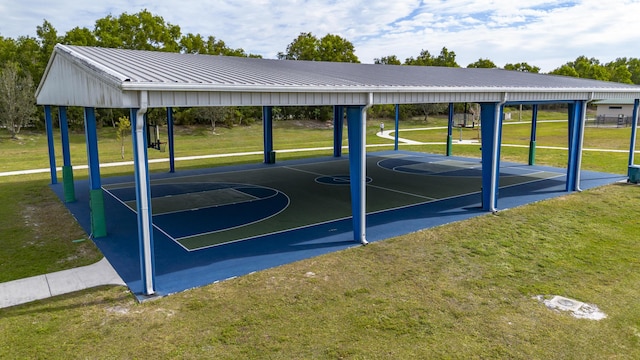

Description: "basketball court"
52 150 625 299
36 45 640 298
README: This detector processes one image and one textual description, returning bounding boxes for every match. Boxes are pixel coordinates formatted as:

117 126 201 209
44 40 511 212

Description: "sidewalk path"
377 129 424 144
0 258 125 309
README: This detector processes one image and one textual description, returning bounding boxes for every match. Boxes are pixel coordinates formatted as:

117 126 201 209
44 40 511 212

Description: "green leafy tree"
370 104 397 119
467 58 497 68
94 9 181 52
608 65 633 84
417 103 448 122
278 32 359 62
36 20 61 61
14 36 41 83
626 58 640 84
203 36 249 57
115 116 131 159
179 33 254 57
405 47 459 67
550 56 609 80
317 34 359 63
374 55 401 65
93 14 123 48
180 33 207 54
278 32 319 60
63 27 98 46
604 58 633 84
191 106 233 132
550 64 579 77
504 62 540 73
405 49 433 66
433 47 459 67
575 56 608 80
33 20 63 84
0 62 36 138
0 36 17 65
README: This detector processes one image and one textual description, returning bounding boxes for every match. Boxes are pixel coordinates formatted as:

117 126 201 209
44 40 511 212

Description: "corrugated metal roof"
36 44 640 108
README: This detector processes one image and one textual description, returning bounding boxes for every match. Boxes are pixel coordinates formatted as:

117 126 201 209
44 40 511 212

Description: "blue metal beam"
59 106 75 202
44 105 57 184
131 107 156 296
167 107 175 173
528 104 538 165
480 102 504 211
346 105 367 244
84 108 101 190
566 101 586 191
394 104 400 151
59 107 71 167
446 103 454 156
628 99 639 169
263 106 274 163
334 106 344 157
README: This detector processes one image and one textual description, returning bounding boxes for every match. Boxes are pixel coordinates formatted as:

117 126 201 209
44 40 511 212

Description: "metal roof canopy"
36 44 640 298
37 44 640 108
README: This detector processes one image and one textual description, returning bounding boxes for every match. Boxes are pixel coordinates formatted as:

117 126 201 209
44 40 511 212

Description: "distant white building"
592 99 638 127
593 99 636 117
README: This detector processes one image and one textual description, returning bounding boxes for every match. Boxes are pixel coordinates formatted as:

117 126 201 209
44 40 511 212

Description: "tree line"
1 9 640 138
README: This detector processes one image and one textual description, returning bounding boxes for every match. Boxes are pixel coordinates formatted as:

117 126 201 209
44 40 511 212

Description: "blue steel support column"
83 107 106 238
44 105 57 184
446 103 454 156
333 106 344 157
59 106 75 202
346 105 368 244
131 106 155 296
480 103 504 211
394 104 400 151
167 107 175 173
566 101 585 192
575 100 588 191
263 106 274 164
628 99 639 171
528 104 539 165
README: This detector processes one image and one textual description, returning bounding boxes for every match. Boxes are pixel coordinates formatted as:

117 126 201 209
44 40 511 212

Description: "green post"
528 140 536 165
89 189 107 238
84 107 106 238
62 165 76 202
446 135 453 156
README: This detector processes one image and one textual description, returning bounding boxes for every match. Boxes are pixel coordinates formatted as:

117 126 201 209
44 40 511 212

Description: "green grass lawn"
1 113 640 359
1 183 639 359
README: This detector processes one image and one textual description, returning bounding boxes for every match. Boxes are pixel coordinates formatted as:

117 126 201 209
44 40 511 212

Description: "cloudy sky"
1 0 639 72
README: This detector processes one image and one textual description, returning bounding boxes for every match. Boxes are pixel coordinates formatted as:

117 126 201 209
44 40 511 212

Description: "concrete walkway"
0 258 125 309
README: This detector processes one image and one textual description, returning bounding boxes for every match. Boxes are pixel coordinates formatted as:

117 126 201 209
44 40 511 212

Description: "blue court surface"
51 151 625 299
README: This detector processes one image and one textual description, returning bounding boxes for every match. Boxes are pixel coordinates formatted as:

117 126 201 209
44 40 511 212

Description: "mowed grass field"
1 112 640 359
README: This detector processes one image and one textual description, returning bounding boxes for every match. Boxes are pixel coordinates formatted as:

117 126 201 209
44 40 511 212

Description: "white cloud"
2 0 640 71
